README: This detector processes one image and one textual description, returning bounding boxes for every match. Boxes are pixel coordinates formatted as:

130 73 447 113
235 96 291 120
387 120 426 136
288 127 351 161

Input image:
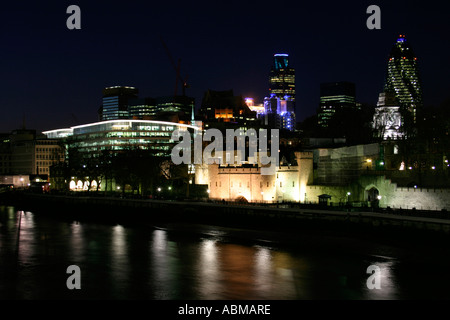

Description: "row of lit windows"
74 140 173 147
270 89 296 95
136 126 175 131
71 121 192 136
36 147 60 152
76 145 171 153
36 154 62 160
37 160 58 167
36 140 59 145
103 96 119 101
104 131 172 138
270 78 295 83
72 140 174 149
214 180 296 188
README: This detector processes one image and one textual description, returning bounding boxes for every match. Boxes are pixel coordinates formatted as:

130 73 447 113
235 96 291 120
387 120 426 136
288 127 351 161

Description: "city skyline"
1 1 450 133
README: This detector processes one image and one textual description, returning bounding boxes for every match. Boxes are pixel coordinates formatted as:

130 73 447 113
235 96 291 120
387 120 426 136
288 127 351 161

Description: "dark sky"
1 0 449 133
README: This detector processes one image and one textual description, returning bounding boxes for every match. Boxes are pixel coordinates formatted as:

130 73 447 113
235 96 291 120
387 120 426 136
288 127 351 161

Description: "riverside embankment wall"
4 193 450 239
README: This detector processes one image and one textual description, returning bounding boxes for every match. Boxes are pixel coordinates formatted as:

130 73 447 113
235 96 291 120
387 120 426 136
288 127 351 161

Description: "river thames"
1 205 450 300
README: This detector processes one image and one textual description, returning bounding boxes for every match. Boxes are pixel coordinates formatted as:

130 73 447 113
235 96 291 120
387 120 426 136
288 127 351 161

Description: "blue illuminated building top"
274 53 289 71
397 34 406 43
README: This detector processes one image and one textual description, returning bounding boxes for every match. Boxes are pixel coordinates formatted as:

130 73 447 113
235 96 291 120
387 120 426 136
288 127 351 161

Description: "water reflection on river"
1 206 449 299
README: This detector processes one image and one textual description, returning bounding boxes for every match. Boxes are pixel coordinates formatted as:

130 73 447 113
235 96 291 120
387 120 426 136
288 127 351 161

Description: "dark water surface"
1 205 450 300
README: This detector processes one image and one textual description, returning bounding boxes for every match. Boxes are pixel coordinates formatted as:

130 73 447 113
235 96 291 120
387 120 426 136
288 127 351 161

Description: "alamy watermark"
66 5 81 30
170 128 279 176
366 265 381 289
66 265 81 289
66 5 379 31
366 5 381 30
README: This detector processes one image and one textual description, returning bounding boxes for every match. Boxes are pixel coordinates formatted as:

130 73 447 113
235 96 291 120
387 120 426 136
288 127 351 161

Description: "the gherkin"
384 34 423 129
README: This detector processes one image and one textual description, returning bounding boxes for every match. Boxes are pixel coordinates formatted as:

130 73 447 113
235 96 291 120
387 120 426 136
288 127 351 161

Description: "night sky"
1 0 449 133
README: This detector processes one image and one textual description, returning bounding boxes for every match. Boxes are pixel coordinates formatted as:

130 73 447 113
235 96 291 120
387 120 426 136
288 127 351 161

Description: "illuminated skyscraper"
100 86 139 121
269 54 296 101
384 34 423 126
318 82 356 128
265 53 296 131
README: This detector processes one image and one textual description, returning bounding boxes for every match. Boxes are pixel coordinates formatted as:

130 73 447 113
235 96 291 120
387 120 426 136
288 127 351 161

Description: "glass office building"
128 97 158 119
384 34 423 124
100 86 139 121
269 54 296 100
263 54 296 131
318 82 357 128
43 119 200 159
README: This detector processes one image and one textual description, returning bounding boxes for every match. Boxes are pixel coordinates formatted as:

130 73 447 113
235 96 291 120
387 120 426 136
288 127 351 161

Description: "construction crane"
160 36 189 97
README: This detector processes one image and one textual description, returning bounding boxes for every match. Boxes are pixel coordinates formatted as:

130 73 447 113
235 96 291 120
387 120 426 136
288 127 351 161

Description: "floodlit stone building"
195 143 450 210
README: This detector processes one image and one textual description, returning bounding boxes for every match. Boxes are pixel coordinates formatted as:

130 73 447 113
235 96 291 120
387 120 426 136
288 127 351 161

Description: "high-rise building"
318 82 357 128
128 95 195 123
155 95 195 122
269 54 296 101
100 86 139 121
384 34 423 126
264 53 296 132
128 97 157 119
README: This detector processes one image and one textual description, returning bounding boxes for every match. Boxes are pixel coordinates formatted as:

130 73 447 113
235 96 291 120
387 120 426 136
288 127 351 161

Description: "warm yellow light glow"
366 159 372 163
299 184 306 202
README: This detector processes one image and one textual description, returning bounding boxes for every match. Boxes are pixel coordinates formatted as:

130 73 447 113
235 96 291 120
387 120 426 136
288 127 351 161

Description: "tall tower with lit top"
266 53 296 131
384 34 423 129
269 54 296 102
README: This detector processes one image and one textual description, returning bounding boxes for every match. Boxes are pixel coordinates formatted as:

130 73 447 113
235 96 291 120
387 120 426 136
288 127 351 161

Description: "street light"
157 187 161 192
346 192 351 203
